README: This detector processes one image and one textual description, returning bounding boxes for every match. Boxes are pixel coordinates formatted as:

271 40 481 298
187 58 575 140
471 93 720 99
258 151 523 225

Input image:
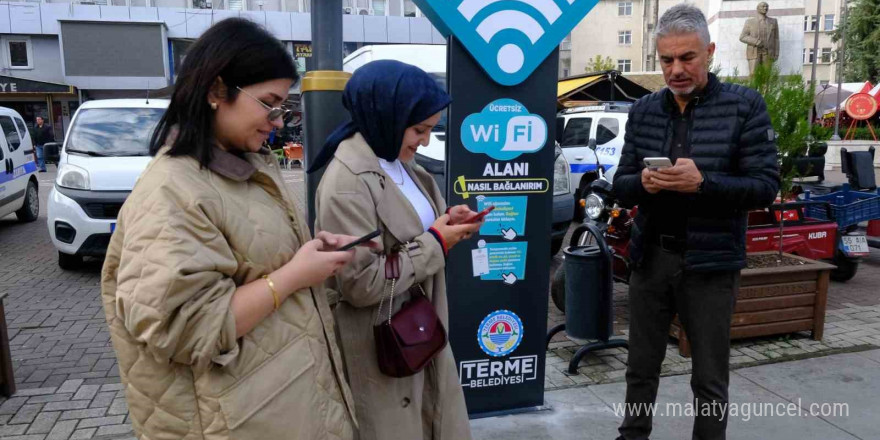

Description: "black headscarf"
307 60 451 173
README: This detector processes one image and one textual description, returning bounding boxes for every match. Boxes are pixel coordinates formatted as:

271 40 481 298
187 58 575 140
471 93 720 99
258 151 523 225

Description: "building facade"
0 0 444 138
802 0 843 87
569 0 708 75
570 0 843 86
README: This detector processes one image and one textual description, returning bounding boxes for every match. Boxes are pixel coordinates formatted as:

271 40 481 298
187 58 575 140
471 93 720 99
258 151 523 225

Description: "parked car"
344 45 574 255
47 99 169 269
0 106 39 223
557 102 630 220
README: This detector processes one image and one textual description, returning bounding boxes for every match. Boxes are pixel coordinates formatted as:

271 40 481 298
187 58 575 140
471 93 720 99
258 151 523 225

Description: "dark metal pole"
302 0 349 233
808 0 822 125
311 0 343 71
832 0 848 140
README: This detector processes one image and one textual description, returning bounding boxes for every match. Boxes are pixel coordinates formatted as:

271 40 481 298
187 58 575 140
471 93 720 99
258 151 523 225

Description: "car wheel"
16 180 39 222
58 252 83 271
830 251 858 282
551 267 566 313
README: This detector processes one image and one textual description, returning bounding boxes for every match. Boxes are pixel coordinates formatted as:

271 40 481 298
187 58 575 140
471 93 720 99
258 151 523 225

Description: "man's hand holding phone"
651 158 703 193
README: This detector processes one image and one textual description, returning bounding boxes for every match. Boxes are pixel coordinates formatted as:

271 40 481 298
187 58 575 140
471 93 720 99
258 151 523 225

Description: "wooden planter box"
670 253 835 357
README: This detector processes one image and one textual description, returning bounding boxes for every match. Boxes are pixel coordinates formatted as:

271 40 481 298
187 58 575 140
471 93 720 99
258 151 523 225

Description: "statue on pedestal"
739 2 779 75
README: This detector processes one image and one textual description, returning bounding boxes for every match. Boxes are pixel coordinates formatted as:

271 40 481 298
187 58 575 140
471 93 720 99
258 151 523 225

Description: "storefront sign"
414 0 599 416
0 76 72 94
295 44 313 58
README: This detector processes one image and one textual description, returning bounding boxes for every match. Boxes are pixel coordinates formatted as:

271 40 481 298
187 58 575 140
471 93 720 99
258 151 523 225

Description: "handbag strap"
376 249 427 326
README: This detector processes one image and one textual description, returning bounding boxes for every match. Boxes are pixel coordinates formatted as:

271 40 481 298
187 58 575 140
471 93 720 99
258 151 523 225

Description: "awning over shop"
558 75 602 97
0 75 74 95
557 71 651 108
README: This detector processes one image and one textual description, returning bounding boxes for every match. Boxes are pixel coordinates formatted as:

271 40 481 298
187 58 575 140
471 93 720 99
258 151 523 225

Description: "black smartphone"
336 229 382 251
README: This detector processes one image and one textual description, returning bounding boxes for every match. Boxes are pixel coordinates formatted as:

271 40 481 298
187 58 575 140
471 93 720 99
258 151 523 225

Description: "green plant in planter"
728 63 813 258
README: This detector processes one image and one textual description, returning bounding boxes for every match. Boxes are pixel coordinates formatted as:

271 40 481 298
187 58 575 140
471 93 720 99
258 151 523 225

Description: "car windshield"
66 107 165 156
428 73 448 133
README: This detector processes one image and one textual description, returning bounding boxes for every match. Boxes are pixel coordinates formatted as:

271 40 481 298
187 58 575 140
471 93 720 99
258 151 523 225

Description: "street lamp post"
832 0 848 140
807 0 822 125
301 0 349 233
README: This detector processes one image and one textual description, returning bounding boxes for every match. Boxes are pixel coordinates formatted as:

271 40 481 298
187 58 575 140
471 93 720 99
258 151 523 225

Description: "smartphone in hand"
336 229 382 251
643 157 673 171
462 206 494 224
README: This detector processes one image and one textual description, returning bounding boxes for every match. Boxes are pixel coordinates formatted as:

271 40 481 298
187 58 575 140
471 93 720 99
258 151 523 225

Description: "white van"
343 45 574 254
0 106 39 223
47 99 169 269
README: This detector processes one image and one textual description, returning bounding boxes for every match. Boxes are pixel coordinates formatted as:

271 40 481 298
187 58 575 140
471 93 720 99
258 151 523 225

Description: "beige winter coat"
101 146 356 440
315 133 472 440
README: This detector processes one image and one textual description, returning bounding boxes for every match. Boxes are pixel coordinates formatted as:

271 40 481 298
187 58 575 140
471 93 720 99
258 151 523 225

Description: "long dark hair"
150 18 297 167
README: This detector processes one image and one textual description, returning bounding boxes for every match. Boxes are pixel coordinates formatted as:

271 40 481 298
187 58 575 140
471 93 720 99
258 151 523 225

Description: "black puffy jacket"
613 73 780 272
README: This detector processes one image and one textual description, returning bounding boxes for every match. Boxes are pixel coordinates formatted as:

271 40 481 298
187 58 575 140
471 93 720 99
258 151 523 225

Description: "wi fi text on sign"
414 0 600 85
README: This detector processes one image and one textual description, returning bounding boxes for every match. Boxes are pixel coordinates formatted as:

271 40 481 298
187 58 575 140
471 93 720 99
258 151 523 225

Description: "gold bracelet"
263 275 281 310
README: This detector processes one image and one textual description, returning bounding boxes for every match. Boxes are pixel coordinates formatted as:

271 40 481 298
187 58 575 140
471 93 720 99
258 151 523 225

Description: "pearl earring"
210 102 218 110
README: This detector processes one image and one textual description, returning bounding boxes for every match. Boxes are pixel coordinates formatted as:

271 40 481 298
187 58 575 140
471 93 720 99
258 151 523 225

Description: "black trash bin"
547 222 627 374
564 245 612 341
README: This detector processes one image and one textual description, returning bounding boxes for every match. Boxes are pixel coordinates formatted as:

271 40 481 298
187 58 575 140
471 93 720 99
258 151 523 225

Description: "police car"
0 106 39 223
557 102 630 219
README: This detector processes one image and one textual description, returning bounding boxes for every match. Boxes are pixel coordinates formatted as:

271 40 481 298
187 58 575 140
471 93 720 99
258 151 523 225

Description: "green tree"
832 0 880 83
584 55 615 72
729 63 813 258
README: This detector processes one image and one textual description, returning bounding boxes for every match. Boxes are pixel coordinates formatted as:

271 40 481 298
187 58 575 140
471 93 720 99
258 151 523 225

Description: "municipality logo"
462 98 547 160
478 310 523 357
414 0 600 85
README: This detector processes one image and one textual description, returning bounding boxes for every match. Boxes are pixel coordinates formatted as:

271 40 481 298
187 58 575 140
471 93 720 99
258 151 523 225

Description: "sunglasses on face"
236 86 292 122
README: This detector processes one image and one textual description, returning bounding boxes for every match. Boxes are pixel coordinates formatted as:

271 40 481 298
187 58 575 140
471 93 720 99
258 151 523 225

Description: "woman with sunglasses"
101 19 361 440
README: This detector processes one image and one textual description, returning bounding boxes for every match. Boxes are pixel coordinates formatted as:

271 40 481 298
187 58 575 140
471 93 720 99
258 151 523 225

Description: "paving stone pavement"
1 166 878 439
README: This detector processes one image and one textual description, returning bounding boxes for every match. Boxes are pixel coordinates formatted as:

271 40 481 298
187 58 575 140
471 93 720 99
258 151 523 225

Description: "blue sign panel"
414 0 600 85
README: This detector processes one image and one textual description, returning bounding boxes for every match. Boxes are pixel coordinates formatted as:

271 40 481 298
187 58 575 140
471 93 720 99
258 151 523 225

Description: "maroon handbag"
374 253 448 378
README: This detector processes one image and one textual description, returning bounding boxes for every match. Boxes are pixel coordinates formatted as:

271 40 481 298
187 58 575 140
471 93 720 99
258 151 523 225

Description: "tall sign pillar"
414 0 599 416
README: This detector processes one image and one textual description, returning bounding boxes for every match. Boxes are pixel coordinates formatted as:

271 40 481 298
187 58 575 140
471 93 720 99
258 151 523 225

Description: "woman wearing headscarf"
312 60 480 440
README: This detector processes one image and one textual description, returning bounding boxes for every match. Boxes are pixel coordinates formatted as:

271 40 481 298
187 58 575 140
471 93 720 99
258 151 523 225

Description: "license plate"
841 235 869 256
110 223 116 233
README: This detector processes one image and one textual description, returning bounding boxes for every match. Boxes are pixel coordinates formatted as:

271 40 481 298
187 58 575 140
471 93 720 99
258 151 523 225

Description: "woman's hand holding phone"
447 204 476 225
431 214 482 249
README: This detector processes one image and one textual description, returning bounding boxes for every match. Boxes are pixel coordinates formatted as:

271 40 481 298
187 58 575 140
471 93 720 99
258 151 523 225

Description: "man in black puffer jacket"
612 4 778 440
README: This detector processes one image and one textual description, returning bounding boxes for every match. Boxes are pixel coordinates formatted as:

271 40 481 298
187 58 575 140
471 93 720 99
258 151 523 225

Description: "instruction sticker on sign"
472 247 490 276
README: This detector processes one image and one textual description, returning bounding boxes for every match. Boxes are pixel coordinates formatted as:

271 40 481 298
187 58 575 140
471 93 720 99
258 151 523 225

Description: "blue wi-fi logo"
415 0 599 86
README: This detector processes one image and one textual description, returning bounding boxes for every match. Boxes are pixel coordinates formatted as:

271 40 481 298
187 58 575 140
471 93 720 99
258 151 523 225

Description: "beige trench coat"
315 134 473 440
101 146 356 440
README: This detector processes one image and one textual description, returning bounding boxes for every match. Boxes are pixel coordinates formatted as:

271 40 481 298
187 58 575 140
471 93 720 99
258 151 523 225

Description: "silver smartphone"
643 157 673 171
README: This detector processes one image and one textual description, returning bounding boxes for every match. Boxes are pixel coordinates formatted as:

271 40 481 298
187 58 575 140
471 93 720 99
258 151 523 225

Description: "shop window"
3 36 33 70
403 0 420 17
